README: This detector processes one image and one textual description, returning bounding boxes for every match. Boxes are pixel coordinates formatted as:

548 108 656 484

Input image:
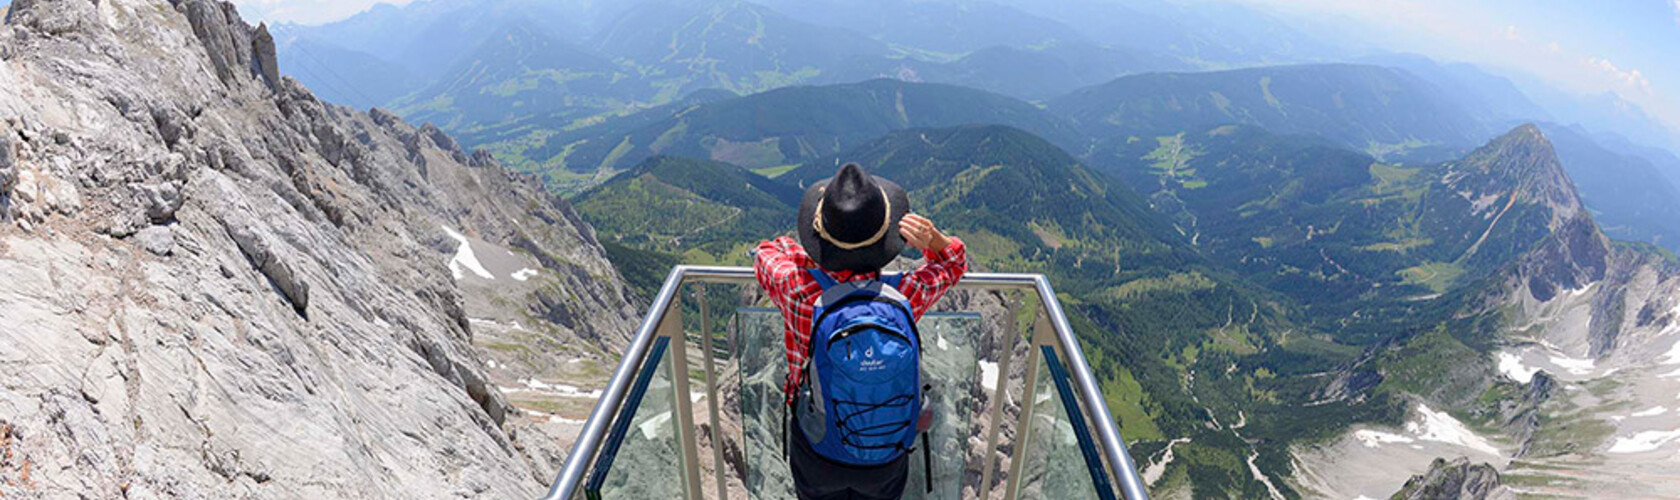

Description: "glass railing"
585 337 681 500
1014 347 1115 500
543 267 1149 500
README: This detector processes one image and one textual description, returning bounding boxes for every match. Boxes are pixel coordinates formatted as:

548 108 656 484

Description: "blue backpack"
793 269 927 467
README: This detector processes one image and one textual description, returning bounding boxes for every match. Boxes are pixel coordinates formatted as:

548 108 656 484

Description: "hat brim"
797 176 910 272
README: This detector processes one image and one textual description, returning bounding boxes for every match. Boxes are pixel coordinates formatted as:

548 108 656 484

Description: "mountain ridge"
534 78 1083 182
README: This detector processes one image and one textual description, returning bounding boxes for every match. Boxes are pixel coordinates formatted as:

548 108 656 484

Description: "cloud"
1673 0 1680 25
1502 25 1521 41
1586 56 1653 94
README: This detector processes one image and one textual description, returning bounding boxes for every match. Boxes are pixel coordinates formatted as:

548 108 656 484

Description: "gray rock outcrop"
0 0 636 497
1390 457 1516 500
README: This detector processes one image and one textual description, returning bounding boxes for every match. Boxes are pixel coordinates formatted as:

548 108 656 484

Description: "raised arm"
897 214 968 318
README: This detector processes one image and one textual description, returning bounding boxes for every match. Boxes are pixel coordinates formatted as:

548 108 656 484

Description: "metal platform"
541 266 1150 500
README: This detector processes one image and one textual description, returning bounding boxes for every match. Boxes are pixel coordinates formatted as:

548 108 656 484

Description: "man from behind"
754 163 967 499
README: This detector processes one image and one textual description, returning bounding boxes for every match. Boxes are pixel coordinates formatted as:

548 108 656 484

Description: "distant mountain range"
1052 63 1491 163
536 79 1083 179
392 21 642 131
526 62 1680 259
264 0 1362 169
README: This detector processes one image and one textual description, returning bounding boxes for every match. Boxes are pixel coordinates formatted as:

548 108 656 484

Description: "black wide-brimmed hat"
798 163 910 272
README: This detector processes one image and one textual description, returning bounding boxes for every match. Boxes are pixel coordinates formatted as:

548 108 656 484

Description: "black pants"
787 418 910 500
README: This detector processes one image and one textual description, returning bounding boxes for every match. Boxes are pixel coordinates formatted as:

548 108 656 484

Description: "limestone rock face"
1390 457 1516 500
0 0 636 497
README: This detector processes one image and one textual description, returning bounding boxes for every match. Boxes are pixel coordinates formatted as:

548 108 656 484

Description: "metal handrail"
541 265 1150 500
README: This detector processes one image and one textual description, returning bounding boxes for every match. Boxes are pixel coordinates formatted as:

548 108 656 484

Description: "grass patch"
1359 238 1432 253
1399 261 1464 294
1100 272 1219 301
752 163 801 178
1102 366 1166 442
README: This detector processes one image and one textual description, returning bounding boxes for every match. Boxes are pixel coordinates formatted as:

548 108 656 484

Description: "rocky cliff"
1390 457 1515 500
0 0 636 497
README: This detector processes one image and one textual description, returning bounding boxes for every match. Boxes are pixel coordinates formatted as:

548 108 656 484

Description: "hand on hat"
899 214 950 254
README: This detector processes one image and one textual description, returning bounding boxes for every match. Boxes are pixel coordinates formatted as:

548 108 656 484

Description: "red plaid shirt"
753 235 968 403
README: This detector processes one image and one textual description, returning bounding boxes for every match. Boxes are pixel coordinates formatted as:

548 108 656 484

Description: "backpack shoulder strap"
807 268 839 290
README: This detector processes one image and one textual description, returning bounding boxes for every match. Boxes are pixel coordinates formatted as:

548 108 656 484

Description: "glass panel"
587 337 686 499
737 308 793 499
901 312 984 499
736 309 985 499
1014 348 1105 500
689 284 748 500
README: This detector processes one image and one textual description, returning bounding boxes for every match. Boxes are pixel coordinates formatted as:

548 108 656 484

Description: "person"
753 163 968 500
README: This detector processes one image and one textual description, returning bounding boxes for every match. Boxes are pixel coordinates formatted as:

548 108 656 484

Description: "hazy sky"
203 0 1680 136
231 0 418 26
1238 0 1680 137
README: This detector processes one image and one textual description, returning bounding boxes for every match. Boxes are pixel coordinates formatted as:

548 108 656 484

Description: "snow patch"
1607 429 1680 453
442 225 494 280
1548 354 1595 375
1565 283 1596 298
499 378 602 399
1631 406 1668 418
520 408 587 425
979 360 999 392
1407 404 1500 456
1658 367 1680 379
1662 337 1680 365
1497 352 1538 383
1353 429 1414 448
468 317 529 332
511 268 539 281
936 331 949 351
